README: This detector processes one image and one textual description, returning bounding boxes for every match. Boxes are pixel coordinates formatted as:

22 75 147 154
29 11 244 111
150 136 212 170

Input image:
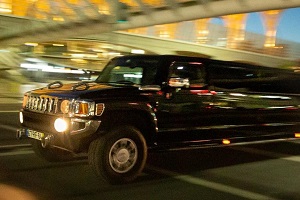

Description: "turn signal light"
295 133 300 138
78 103 89 115
69 100 95 117
19 112 23 124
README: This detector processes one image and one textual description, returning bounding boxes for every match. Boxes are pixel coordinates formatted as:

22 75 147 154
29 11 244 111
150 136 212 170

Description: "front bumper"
17 111 101 152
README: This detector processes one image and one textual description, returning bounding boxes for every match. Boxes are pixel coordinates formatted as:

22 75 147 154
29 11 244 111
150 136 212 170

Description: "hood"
28 81 140 99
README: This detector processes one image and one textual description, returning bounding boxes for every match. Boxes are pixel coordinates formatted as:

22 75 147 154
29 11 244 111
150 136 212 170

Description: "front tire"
88 126 147 184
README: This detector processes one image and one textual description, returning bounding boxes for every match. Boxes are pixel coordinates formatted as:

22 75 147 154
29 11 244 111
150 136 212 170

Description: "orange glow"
0 183 38 200
79 103 89 114
96 103 105 116
22 95 28 108
222 139 231 145
295 133 300 138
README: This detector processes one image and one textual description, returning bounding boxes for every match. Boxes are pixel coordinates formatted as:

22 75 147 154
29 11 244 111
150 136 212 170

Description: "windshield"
96 56 159 85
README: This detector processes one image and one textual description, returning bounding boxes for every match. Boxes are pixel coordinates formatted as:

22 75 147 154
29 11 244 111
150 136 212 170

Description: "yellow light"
24 42 38 47
295 133 300 138
53 44 64 47
19 112 23 124
131 49 145 54
54 118 68 132
78 103 89 115
22 95 28 108
0 8 11 13
53 16 64 21
60 100 70 114
222 139 231 145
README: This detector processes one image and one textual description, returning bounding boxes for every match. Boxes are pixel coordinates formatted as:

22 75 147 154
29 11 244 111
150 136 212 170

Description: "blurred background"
0 0 300 104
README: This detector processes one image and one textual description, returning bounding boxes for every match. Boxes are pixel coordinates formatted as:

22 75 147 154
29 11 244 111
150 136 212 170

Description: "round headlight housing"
54 118 68 132
60 100 70 114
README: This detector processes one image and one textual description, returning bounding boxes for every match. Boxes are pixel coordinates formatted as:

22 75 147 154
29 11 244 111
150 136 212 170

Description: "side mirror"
168 78 190 88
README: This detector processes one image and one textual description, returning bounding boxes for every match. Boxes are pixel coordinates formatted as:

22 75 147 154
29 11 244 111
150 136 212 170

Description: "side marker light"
222 139 231 145
19 112 23 124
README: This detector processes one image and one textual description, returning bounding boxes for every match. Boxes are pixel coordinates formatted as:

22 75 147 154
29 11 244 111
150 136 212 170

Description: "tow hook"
41 135 54 148
16 129 26 140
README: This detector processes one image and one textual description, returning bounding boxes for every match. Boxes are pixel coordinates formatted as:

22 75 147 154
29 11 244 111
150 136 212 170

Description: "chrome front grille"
25 95 59 113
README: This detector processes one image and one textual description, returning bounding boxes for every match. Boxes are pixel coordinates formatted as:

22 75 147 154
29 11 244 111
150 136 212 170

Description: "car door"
155 61 216 144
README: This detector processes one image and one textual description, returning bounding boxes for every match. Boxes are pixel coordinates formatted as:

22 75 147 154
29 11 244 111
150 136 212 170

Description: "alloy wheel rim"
109 138 138 173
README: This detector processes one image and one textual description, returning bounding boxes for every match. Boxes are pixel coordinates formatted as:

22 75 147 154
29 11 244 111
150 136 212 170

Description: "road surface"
1 104 300 200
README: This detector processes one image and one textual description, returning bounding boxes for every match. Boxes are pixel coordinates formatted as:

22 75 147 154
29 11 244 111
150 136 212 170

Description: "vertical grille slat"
25 95 59 114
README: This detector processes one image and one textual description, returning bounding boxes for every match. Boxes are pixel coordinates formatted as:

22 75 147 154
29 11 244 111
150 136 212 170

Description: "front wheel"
88 126 147 184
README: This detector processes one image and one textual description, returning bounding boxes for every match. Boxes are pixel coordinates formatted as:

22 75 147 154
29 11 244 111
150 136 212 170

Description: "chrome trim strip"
25 95 59 114
158 122 299 133
156 138 300 152
70 118 101 135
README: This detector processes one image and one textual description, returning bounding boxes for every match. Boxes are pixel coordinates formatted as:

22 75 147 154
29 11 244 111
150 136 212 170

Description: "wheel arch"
98 109 157 146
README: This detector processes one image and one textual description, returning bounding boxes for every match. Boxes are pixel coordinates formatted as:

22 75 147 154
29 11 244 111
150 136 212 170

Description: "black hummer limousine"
17 55 300 184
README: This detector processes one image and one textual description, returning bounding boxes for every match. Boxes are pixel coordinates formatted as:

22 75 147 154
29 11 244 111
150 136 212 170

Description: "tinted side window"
169 62 206 85
208 64 258 80
207 63 261 91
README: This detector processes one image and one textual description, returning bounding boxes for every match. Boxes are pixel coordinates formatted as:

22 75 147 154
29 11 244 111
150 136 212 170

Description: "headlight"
60 100 70 114
54 118 68 132
70 100 95 117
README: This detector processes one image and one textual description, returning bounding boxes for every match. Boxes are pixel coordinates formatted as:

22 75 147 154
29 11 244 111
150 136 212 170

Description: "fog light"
19 112 23 124
54 118 68 132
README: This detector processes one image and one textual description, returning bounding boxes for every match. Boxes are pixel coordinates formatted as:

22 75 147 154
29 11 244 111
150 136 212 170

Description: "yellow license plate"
26 129 45 140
